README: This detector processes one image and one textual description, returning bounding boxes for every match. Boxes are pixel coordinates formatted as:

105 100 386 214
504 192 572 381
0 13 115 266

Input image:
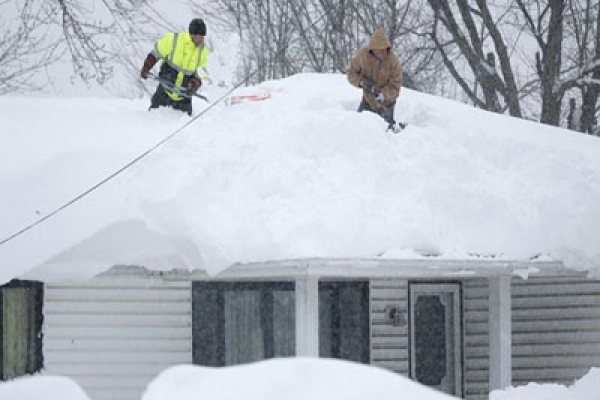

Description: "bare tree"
288 0 361 73
425 0 522 116
198 0 426 88
1 0 174 94
197 0 301 83
515 0 566 125
0 0 60 94
422 0 599 130
563 0 599 133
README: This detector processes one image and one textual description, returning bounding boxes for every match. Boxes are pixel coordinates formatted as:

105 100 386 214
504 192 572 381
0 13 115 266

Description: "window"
192 281 295 366
0 280 43 380
319 281 370 363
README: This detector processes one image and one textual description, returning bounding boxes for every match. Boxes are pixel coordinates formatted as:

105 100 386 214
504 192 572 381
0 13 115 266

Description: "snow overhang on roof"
21 258 573 284
192 258 568 280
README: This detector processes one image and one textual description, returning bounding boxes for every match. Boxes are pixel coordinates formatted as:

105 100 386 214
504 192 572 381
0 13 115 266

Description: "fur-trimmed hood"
368 29 391 51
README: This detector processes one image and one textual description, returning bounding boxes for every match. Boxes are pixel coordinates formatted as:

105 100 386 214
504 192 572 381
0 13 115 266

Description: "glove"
375 92 385 104
360 77 375 94
186 77 201 95
140 54 157 80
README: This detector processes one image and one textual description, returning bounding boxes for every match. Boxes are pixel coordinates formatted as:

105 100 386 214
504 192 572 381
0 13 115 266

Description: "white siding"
463 279 490 400
511 274 600 386
370 279 409 374
43 278 191 400
371 278 490 400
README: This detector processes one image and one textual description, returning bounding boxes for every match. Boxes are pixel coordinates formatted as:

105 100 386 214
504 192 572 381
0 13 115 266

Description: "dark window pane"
319 281 369 363
414 295 446 385
272 290 295 356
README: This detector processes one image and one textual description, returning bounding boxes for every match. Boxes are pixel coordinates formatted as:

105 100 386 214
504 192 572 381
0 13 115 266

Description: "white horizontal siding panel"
45 313 189 327
464 310 488 320
43 363 171 376
370 279 408 376
371 334 408 346
44 279 192 400
512 355 600 369
512 319 600 332
371 324 408 336
463 279 489 400
512 295 600 309
511 275 600 386
466 358 489 370
513 307 600 321
512 343 600 356
512 283 600 296
513 331 600 344
45 300 190 314
465 346 491 358
45 338 191 352
371 299 408 310
47 325 190 340
511 367 593 384
372 360 409 373
46 287 189 302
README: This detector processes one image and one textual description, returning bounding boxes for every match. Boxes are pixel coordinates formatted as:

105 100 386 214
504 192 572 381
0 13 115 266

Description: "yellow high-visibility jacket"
151 32 210 101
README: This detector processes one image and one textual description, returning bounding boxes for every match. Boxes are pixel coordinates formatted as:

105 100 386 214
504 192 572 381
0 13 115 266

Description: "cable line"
0 2 342 247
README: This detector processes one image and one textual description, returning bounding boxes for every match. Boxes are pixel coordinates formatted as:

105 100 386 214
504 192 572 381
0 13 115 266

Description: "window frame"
192 281 295 366
318 280 370 363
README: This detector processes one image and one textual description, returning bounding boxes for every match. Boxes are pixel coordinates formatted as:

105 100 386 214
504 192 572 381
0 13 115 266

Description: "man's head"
368 29 391 61
189 18 206 46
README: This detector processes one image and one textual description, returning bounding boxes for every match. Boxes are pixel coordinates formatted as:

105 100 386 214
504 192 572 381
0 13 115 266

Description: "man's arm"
141 32 175 80
347 49 364 88
380 56 403 102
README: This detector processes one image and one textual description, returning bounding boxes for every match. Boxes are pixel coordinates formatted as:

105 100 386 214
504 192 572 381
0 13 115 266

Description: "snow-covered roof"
2 73 600 284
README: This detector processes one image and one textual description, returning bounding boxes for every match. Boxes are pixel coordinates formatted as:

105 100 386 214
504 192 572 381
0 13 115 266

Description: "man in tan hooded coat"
347 29 403 132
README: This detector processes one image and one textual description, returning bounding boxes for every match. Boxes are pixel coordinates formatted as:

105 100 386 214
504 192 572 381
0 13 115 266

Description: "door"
409 283 462 396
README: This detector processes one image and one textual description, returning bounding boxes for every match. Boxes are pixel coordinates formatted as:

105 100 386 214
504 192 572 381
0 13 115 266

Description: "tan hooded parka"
347 29 403 111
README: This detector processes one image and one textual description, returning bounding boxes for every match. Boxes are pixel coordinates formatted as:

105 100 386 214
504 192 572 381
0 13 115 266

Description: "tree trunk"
580 5 599 134
540 0 565 126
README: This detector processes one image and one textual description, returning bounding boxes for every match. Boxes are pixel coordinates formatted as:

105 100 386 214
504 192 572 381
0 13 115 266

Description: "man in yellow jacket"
347 29 403 132
140 18 210 116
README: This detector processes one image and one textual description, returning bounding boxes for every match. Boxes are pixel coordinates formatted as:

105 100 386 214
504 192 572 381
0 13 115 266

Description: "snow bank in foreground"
0 375 90 400
1 361 598 400
490 368 600 400
142 357 456 400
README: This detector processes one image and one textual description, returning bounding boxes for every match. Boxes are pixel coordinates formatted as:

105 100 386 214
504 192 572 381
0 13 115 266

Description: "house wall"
463 279 490 400
43 277 191 400
293 274 487 390
369 278 489 400
370 279 409 374
511 273 600 386
41 269 600 400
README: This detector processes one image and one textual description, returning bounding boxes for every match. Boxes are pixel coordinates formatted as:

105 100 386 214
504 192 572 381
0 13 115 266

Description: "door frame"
409 282 463 396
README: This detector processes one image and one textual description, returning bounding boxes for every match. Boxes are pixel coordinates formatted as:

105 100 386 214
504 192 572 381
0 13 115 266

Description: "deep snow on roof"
1 73 600 283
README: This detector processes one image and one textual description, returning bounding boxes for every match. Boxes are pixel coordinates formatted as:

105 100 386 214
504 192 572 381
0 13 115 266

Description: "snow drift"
1 74 600 283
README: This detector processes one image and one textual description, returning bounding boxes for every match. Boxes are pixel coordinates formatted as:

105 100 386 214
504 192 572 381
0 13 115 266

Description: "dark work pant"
150 85 192 116
358 98 396 126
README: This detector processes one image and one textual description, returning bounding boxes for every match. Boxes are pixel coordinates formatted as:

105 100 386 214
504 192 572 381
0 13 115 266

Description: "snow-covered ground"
1 73 600 284
1 359 598 400
142 358 457 400
0 375 90 400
